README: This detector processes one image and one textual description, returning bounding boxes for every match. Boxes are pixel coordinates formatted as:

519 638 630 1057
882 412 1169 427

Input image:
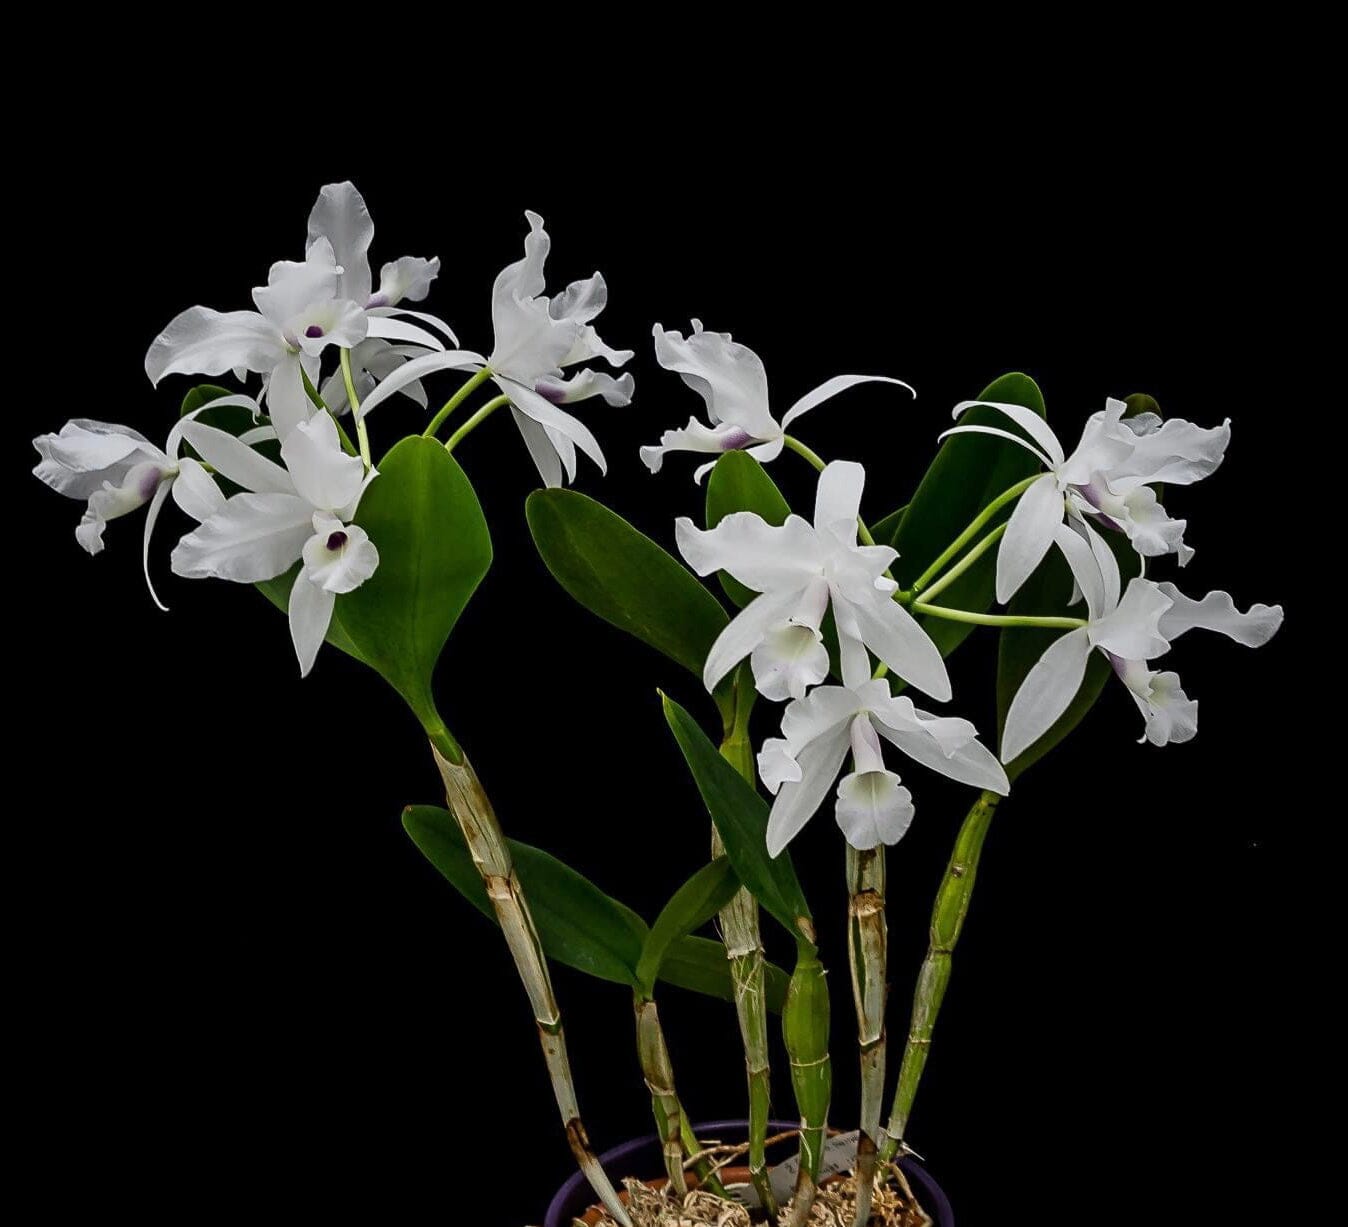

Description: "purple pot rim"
544 1119 954 1226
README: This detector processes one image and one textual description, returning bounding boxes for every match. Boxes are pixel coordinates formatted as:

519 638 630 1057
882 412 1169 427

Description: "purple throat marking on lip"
326 530 348 551
140 469 165 499
720 428 754 451
304 324 325 339
534 380 567 405
365 294 388 309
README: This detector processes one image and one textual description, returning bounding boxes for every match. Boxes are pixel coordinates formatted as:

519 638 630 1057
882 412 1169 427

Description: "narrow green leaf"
705 451 792 608
337 438 492 730
660 935 789 1014
635 857 742 998
527 489 733 721
894 372 1047 659
403 805 645 987
403 806 790 1010
661 693 814 944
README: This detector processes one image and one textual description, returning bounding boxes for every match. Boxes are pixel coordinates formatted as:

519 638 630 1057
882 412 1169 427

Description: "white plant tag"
724 1130 861 1207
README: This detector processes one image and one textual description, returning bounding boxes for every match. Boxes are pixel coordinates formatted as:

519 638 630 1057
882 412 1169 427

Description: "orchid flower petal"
702 587 805 693
766 721 853 857
280 413 367 513
253 238 340 329
873 713 1009 794
849 589 952 701
1053 521 1108 622
144 307 283 385
651 320 777 438
813 460 866 539
140 478 175 611
354 350 486 420
1154 584 1284 647
33 420 161 499
782 373 915 429
178 420 295 495
675 513 822 591
364 316 445 351
1089 578 1173 660
1116 415 1231 485
265 352 316 440
750 622 830 701
373 256 440 307
996 473 1064 603
835 767 915 850
498 379 607 475
951 400 1065 467
1000 627 1093 763
368 306 459 347
937 423 1055 469
171 492 314 583
536 369 635 407
758 737 803 794
306 181 374 307
510 407 566 488
288 571 337 678
170 457 225 522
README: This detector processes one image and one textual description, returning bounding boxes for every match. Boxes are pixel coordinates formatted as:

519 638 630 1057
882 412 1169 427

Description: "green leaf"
705 452 792 608
403 805 646 987
661 935 789 1014
995 394 1158 778
527 489 733 721
403 806 789 1011
635 857 741 998
894 372 1046 659
179 383 258 434
661 693 814 944
872 503 908 547
336 437 492 730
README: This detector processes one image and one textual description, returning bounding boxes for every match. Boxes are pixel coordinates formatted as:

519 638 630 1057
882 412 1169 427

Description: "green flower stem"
423 366 492 438
909 475 1041 595
717 673 779 1222
445 394 511 453
912 602 1086 630
339 348 372 471
880 790 1000 1162
915 523 1008 604
300 366 358 456
430 741 632 1227
846 845 887 1227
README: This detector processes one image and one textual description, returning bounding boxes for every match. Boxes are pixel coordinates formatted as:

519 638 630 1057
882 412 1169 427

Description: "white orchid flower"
942 398 1230 603
676 460 951 701
170 411 378 676
145 182 457 443
757 678 1008 855
348 211 633 488
31 403 258 607
642 320 913 482
1000 523 1283 760
145 237 366 441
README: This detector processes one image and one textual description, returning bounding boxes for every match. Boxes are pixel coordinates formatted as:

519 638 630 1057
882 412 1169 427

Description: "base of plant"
578 1165 932 1227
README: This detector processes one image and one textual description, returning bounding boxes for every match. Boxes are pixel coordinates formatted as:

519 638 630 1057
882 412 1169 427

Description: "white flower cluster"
647 335 1282 855
32 185 632 674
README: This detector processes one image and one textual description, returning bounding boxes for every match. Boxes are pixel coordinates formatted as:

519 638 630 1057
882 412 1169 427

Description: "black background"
12 92 1324 1226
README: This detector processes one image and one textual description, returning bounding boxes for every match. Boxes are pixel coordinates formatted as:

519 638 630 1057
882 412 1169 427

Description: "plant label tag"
730 1130 859 1206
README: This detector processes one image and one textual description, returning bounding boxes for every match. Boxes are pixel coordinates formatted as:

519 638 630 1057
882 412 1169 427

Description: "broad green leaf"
635 857 741 998
894 372 1047 659
403 805 646 987
403 806 789 1011
337 437 492 729
872 503 908 547
661 693 814 945
527 489 733 721
661 936 789 1014
705 452 792 608
996 395 1156 778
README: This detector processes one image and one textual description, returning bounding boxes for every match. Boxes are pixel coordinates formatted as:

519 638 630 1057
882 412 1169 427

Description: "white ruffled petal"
1154 584 1284 648
1089 578 1173 660
652 320 777 438
307 181 374 307
750 622 830 701
675 513 822 592
171 492 314 583
280 412 367 513
144 307 283 385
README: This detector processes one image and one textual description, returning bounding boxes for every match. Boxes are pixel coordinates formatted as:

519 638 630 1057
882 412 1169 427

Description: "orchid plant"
32 183 1283 1227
